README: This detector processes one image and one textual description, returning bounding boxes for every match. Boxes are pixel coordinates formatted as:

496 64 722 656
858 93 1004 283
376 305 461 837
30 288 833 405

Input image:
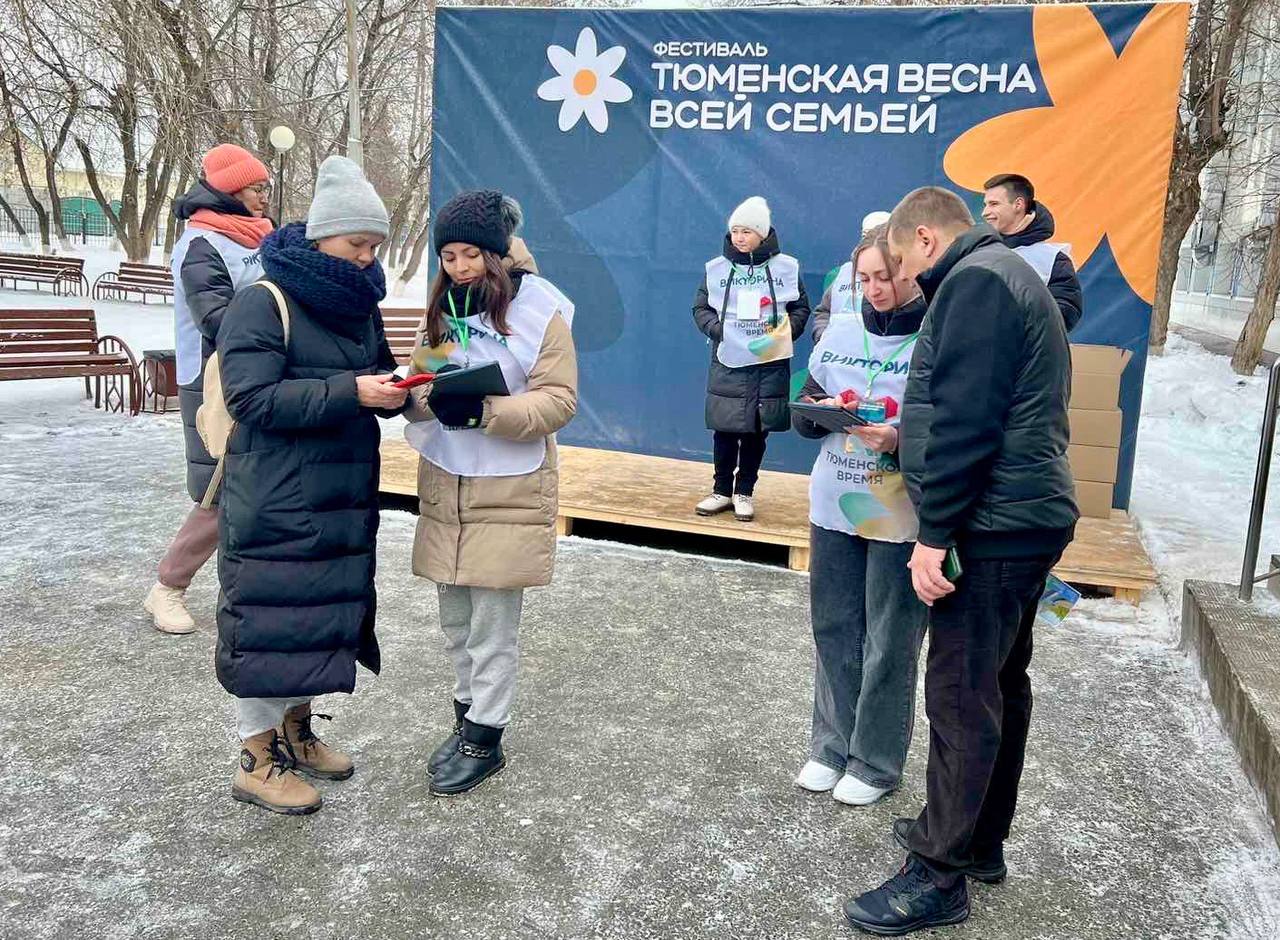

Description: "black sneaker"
843 857 969 936
429 718 507 796
892 818 1008 885
427 699 470 776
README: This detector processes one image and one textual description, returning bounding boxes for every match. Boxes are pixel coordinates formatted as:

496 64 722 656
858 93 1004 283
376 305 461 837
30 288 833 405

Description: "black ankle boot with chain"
428 699 471 775
430 718 506 796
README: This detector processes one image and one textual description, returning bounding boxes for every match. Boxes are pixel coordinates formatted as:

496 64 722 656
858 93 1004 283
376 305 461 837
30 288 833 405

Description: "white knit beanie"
305 156 390 240
728 196 771 238
861 210 891 234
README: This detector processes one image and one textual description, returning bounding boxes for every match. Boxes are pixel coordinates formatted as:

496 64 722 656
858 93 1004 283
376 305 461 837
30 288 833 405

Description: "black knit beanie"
433 189 522 256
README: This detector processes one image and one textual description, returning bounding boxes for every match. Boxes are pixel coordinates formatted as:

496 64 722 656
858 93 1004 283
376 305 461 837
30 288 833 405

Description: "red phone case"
392 373 434 390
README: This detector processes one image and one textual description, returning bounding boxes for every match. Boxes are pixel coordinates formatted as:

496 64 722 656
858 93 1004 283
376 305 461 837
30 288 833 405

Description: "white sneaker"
832 774 892 806
695 493 733 516
144 582 196 635
794 760 842 792
733 494 755 521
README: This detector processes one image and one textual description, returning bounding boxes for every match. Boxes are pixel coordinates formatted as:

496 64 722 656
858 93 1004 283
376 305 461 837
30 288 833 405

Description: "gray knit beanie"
305 156 390 240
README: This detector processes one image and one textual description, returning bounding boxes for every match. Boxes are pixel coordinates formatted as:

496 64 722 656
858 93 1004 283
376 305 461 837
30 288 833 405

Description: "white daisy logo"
536 27 632 134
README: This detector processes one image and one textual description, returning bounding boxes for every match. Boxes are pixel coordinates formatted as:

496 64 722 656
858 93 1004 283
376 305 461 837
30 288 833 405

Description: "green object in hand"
943 547 963 582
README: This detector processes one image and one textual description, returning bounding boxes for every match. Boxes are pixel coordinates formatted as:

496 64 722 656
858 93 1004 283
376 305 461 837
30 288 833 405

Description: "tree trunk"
1150 165 1202 353
1232 222 1280 374
0 191 30 246
397 218 432 287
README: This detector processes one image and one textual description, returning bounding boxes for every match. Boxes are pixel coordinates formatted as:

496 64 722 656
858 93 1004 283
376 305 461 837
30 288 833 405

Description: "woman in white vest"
791 223 929 806
403 190 578 796
143 144 273 636
692 196 811 522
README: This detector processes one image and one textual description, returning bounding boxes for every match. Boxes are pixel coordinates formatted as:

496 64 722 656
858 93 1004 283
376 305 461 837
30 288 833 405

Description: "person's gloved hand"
431 394 485 430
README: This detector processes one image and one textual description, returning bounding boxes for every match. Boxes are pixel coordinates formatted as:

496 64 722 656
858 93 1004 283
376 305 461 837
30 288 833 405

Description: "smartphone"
392 373 434 390
943 546 963 582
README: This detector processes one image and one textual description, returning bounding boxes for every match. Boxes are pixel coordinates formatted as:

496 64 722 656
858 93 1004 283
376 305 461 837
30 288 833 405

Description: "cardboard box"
1074 480 1115 519
1070 344 1133 411
1067 444 1119 484
1068 408 1123 448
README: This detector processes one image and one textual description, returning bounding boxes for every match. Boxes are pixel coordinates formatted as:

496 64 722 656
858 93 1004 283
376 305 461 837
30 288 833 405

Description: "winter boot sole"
142 598 196 635
695 505 732 517
429 757 508 797
733 512 755 522
844 902 970 936
295 764 355 782
892 824 1007 885
231 784 322 816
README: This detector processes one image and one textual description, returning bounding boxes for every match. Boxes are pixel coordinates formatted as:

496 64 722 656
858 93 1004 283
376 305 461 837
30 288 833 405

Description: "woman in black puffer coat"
214 156 408 817
692 196 811 522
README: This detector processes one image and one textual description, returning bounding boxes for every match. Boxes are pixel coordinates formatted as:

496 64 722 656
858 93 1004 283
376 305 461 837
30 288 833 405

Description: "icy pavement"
1 294 1280 938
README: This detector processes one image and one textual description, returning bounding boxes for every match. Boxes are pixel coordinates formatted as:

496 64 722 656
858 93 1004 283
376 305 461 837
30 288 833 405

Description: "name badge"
736 289 763 321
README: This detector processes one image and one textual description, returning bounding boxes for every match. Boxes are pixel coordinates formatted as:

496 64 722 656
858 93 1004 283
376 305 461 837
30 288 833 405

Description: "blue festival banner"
430 3 1189 508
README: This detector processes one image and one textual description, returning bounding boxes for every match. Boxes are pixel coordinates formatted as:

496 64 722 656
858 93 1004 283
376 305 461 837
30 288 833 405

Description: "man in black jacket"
842 187 1078 936
983 173 1083 331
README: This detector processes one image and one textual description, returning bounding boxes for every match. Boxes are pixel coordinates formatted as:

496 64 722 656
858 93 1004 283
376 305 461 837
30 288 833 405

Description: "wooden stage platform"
379 440 1157 602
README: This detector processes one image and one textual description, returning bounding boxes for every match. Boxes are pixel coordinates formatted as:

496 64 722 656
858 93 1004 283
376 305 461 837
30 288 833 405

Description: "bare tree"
1233 212 1280 372
1151 0 1265 352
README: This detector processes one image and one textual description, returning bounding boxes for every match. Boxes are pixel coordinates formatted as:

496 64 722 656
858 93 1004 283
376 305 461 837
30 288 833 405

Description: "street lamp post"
268 125 296 224
345 0 363 166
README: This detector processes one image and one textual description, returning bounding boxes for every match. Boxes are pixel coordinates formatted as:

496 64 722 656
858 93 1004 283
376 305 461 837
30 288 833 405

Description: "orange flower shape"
944 4 1188 302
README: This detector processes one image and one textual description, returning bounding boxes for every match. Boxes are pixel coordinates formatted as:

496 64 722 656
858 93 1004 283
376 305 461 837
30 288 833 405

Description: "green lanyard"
445 288 472 358
862 326 918 397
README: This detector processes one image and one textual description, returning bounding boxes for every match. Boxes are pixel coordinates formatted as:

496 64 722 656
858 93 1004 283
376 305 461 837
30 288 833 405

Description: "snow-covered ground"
3 283 1280 935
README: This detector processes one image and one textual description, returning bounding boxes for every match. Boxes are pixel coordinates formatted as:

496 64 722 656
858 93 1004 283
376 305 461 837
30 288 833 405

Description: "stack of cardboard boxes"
1067 344 1132 519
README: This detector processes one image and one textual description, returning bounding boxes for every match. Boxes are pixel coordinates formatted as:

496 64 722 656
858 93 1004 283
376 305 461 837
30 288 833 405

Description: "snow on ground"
1131 333 1280 601
3 284 1280 935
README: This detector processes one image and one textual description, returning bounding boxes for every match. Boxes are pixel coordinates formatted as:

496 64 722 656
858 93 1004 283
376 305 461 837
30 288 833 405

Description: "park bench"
0 252 88 297
0 307 140 414
92 261 174 304
380 305 423 366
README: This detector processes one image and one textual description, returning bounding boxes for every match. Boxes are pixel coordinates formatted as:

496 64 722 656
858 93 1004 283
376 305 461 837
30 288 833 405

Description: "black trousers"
905 553 1059 887
712 431 768 496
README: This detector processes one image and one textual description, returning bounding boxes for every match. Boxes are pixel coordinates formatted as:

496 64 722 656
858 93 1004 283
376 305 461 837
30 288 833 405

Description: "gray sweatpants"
437 584 524 729
235 696 312 740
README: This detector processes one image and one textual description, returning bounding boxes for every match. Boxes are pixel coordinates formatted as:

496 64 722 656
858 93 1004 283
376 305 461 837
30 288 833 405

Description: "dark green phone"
943 547 963 582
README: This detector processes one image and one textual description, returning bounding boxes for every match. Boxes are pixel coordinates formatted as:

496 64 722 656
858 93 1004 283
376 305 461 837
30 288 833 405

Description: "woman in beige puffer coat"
403 190 577 795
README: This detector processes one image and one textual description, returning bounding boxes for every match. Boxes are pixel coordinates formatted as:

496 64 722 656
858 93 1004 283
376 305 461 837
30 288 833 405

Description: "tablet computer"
428 360 509 399
788 401 869 433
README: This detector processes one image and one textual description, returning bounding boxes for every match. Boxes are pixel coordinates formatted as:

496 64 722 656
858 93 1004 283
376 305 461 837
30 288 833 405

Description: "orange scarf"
188 209 274 249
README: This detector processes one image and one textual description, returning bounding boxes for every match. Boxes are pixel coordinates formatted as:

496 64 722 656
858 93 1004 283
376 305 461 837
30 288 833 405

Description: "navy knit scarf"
261 223 387 337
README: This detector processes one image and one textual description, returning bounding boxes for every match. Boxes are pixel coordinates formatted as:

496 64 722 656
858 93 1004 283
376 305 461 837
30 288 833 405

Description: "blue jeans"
808 525 928 788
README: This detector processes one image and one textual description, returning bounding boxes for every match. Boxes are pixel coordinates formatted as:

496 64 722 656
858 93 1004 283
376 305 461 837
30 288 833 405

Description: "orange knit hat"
202 143 269 194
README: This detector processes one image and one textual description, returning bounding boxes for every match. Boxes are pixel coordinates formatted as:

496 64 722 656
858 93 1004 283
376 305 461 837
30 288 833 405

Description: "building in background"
1173 12 1280 352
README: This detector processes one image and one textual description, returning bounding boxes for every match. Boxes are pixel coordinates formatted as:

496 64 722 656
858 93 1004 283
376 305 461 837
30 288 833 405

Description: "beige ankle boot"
284 703 355 781
143 583 196 635
231 728 322 815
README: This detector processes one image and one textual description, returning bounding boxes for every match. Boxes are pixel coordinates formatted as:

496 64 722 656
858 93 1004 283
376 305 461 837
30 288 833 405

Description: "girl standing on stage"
692 196 811 522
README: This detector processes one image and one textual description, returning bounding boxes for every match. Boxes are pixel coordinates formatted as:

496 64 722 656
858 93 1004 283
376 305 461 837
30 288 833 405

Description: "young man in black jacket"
983 173 1083 332
842 186 1079 936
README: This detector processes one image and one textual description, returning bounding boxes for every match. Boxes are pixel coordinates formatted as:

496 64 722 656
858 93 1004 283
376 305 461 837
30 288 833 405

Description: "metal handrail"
1239 357 1280 601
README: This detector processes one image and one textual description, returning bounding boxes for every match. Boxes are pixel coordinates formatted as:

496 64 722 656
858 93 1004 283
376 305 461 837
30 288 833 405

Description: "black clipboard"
788 401 869 433
427 360 509 400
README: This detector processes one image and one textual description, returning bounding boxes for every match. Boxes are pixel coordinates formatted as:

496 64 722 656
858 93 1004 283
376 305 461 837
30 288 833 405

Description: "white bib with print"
807 312 919 542
405 275 574 478
705 253 800 368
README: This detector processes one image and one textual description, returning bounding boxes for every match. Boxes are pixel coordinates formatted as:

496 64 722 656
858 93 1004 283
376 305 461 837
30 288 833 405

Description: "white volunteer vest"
704 253 801 368
807 312 919 543
172 228 264 385
829 260 872 318
404 275 574 478
1012 241 1071 285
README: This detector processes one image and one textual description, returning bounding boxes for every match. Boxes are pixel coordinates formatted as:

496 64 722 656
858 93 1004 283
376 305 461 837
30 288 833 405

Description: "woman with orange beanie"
144 143 275 635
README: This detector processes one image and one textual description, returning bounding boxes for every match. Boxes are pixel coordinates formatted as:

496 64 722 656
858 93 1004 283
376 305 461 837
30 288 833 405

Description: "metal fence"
0 200 164 249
